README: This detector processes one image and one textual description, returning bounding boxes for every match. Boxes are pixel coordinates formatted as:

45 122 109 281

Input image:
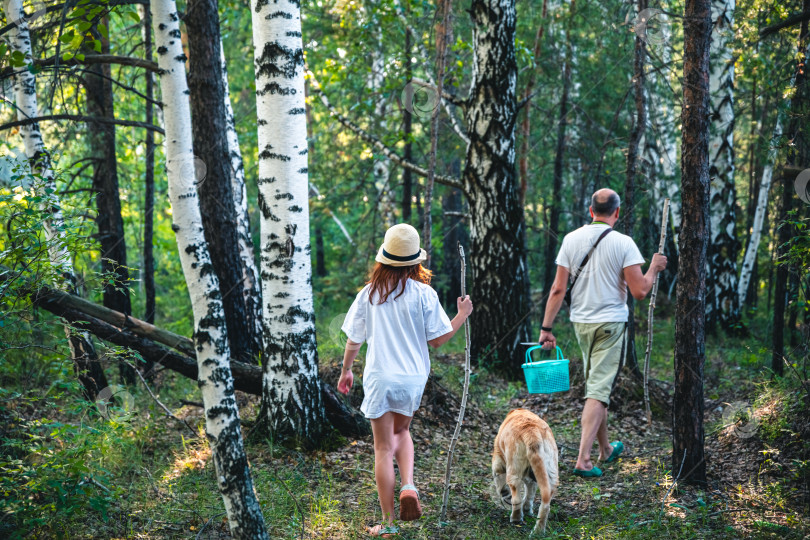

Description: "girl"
337 224 473 537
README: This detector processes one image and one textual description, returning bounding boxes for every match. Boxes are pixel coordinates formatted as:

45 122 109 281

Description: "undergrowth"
0 310 808 538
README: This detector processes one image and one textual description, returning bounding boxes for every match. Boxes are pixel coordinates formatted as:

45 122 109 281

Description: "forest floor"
2 320 809 539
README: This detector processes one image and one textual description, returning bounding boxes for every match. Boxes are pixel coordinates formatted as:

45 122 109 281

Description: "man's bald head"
591 189 621 217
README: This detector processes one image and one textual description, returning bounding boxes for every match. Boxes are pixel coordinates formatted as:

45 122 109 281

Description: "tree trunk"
84 18 133 383
518 0 548 207
368 30 395 230
6 0 110 401
422 0 452 266
738 116 781 306
673 0 711 487
706 0 740 331
251 0 327 446
150 0 268 535
623 0 648 378
141 4 156 326
402 27 413 223
773 3 809 376
221 42 264 359
464 0 531 378
315 226 327 277
440 178 466 307
543 56 571 298
185 0 259 364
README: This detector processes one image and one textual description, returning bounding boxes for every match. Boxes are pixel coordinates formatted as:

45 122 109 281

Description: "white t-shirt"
556 223 645 323
341 279 453 419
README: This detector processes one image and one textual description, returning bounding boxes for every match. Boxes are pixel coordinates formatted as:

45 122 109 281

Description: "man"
539 188 667 477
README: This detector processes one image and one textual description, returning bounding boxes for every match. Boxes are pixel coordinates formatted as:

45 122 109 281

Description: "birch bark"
464 0 532 376
737 116 780 306
150 0 268 534
221 42 263 357
251 0 326 444
186 0 258 363
706 0 740 329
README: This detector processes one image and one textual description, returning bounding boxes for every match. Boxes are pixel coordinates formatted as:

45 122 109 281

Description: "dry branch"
0 114 165 134
643 198 670 426
439 243 472 524
0 54 162 80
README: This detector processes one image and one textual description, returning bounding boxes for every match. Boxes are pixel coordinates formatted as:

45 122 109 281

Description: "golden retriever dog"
492 408 559 535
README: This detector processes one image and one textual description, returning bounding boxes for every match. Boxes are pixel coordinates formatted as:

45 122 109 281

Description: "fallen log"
30 286 370 438
32 284 196 357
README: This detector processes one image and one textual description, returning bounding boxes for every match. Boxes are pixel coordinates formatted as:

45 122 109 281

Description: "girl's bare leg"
370 413 396 526
392 413 414 487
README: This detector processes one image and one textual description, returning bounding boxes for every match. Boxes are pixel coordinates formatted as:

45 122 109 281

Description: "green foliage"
0 386 128 536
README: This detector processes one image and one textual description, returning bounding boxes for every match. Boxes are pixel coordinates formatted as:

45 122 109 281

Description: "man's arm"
624 253 668 300
538 265 570 349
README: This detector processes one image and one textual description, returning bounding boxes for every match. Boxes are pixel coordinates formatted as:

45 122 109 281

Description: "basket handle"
525 345 564 364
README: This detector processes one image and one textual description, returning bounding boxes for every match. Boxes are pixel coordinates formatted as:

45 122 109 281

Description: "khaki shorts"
572 321 627 406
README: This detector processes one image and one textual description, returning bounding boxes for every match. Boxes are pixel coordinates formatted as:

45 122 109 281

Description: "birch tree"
150 0 268 535
186 0 260 363
463 0 532 374
706 0 740 330
251 0 326 444
5 0 109 401
737 116 781 306
221 43 263 356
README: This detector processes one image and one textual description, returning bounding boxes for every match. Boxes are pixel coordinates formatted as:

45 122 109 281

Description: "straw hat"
375 224 427 267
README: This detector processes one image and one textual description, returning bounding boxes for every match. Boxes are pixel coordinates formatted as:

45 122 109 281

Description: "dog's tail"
525 438 552 505
525 433 558 534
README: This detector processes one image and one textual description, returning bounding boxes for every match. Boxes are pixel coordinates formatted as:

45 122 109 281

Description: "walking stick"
643 198 670 427
439 243 472 524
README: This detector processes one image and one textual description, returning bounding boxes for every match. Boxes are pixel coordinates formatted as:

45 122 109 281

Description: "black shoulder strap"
565 228 612 304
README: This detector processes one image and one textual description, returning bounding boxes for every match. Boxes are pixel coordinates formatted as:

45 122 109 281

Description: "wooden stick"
644 198 670 426
439 242 472 524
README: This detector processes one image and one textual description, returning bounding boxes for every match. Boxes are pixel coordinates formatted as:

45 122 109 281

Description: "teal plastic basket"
521 345 570 394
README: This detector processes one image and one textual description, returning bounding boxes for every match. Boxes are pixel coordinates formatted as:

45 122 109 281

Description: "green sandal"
604 441 624 463
573 466 603 477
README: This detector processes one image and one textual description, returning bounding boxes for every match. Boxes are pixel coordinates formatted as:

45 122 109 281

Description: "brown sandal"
399 484 422 521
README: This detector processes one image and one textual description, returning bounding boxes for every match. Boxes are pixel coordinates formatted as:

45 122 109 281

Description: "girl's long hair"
367 263 432 304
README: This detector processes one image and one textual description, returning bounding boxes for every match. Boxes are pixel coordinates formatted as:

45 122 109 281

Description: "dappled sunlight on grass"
161 436 210 484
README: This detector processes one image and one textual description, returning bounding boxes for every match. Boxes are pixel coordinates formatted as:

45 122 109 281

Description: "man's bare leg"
576 398 613 470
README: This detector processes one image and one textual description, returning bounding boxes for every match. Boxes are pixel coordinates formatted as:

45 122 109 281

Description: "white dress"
342 279 453 419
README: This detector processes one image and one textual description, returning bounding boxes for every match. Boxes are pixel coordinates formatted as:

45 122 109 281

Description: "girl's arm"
428 295 473 349
337 339 362 394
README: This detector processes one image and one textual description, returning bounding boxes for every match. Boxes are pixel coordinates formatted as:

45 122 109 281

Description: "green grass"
1 310 809 538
